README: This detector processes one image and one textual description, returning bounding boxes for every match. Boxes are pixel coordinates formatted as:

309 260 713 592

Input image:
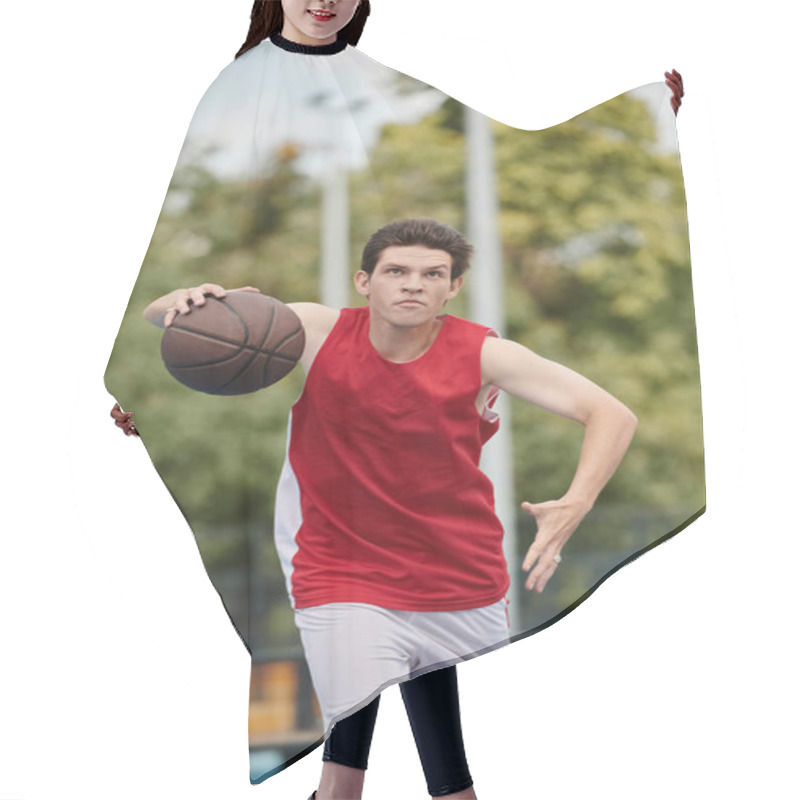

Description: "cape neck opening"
270 33 348 55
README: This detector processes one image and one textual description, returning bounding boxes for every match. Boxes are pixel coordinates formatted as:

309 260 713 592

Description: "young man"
144 218 637 799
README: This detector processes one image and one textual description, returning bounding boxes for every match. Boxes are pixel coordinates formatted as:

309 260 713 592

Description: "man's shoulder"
441 313 497 338
288 302 341 335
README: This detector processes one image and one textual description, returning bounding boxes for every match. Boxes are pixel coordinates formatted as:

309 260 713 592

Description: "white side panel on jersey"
273 413 302 609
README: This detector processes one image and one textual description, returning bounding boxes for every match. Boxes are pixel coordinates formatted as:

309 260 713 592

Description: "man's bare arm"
286 302 340 372
481 336 638 592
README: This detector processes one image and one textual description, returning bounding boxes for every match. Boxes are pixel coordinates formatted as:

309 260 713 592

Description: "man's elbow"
620 404 638 436
583 394 637 434
597 397 637 436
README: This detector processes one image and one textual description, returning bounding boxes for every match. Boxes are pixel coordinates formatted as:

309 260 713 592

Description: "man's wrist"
559 493 594 516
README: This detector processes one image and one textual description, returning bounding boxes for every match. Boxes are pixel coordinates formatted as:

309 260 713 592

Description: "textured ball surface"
161 292 305 395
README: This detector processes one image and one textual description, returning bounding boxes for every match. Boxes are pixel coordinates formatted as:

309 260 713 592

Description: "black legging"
323 665 472 797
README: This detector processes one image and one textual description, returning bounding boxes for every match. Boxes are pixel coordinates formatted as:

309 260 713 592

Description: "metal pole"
465 107 521 631
321 165 350 309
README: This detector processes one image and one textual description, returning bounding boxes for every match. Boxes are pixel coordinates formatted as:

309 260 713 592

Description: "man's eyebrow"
380 262 449 270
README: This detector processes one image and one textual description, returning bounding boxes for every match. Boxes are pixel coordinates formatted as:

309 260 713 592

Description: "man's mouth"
308 9 335 21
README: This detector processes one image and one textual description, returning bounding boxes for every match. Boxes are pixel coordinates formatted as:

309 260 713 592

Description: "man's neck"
367 314 444 363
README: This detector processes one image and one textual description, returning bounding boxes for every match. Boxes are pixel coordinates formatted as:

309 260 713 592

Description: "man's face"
355 246 463 327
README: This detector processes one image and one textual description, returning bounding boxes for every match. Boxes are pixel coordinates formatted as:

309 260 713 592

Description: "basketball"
161 291 305 395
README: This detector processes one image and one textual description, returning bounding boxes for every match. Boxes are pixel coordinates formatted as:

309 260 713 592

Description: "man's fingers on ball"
200 283 226 298
188 288 208 306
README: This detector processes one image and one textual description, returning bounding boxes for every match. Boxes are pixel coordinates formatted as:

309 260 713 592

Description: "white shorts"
295 600 510 731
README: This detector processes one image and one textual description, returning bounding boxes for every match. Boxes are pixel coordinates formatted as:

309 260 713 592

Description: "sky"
1 1 797 799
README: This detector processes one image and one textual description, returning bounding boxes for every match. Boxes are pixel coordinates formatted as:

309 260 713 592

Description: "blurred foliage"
106 84 703 652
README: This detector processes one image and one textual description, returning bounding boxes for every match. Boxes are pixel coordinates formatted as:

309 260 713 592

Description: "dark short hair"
360 218 473 281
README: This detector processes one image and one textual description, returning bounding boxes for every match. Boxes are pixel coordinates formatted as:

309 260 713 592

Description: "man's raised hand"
520 497 590 593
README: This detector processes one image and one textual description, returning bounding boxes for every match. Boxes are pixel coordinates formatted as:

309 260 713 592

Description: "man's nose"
403 274 422 291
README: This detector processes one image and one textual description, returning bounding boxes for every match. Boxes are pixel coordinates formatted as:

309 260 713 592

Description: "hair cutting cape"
105 34 704 784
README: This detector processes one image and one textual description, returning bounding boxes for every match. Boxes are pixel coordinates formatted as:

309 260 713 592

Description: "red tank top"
282 306 509 611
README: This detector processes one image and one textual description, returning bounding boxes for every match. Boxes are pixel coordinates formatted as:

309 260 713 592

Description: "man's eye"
427 272 442 278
